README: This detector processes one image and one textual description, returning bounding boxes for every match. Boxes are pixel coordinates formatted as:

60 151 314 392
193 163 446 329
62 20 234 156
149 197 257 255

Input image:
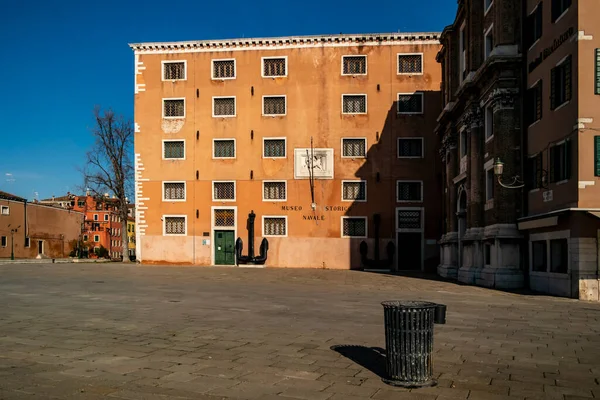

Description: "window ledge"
528 39 541 53
484 199 495 210
485 135 494 143
554 8 569 24
556 179 569 186
553 101 570 112
528 119 542 129
484 1 493 15
529 188 541 193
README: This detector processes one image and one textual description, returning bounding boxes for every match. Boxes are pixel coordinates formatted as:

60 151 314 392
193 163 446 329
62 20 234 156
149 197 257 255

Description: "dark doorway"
37 240 43 255
396 232 422 270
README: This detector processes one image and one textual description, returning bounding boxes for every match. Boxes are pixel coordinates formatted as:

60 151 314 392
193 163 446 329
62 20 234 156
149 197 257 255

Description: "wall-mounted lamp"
493 158 542 189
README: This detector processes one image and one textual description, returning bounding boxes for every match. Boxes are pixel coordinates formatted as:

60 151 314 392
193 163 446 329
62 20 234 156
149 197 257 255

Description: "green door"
214 230 235 265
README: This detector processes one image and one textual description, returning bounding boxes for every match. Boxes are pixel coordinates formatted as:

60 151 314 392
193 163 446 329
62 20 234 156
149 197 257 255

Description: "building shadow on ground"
330 345 387 378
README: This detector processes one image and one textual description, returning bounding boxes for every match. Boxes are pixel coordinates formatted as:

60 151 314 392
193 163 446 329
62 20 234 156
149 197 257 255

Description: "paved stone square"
0 263 599 399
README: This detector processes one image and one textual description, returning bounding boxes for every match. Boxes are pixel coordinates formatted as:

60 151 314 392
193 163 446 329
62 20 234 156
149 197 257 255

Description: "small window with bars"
397 138 423 158
213 181 235 201
263 139 286 158
214 209 235 227
397 209 422 230
342 95 367 114
263 181 287 201
397 93 423 114
212 59 235 79
163 182 186 201
163 99 185 118
397 181 423 202
263 57 287 77
213 139 235 158
165 216 186 235
342 138 366 158
163 140 185 159
342 181 367 202
263 217 287 236
342 217 367 238
213 97 236 117
342 55 367 75
163 61 186 80
263 96 286 116
398 54 423 74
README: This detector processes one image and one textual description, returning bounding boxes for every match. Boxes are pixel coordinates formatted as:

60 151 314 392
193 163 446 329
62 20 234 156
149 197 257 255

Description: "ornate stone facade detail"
480 88 519 112
439 131 457 161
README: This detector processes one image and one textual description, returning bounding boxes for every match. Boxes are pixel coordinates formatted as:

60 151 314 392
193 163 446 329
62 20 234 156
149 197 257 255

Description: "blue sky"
0 0 457 201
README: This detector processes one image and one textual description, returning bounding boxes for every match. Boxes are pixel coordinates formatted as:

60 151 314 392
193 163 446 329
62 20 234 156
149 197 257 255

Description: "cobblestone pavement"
0 263 599 399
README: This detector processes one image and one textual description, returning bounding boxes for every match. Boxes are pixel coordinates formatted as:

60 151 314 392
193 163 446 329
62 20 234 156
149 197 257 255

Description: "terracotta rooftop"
0 190 26 202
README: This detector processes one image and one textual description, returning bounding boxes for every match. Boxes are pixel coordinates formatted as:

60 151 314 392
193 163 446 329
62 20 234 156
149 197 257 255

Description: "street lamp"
493 158 525 189
9 225 21 260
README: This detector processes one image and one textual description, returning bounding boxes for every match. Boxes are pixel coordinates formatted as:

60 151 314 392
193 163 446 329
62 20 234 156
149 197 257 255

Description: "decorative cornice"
480 88 519 112
129 32 441 54
439 130 458 161
460 106 483 130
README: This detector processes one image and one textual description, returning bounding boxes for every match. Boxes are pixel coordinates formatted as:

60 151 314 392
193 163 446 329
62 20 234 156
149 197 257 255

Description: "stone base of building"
477 266 524 289
438 232 458 278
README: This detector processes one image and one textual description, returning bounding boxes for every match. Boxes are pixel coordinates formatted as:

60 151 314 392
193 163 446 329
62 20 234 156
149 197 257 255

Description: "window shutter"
595 136 600 177
551 0 559 22
564 140 572 180
564 56 572 102
550 67 557 110
538 82 543 120
595 49 600 95
549 147 556 182
536 3 543 39
525 88 533 125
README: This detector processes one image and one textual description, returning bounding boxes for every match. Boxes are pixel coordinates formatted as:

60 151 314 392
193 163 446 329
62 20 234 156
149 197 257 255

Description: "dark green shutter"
550 67 557 110
595 136 600 176
595 49 600 95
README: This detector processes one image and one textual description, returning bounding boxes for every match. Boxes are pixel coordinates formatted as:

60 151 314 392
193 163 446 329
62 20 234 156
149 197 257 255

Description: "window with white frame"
398 54 423 74
263 181 287 201
94 214 98 221
485 26 494 59
263 96 286 116
342 138 366 158
104 214 109 221
263 217 287 236
397 209 422 229
213 139 236 158
342 181 367 202
262 57 287 77
263 138 286 158
164 216 186 235
342 55 367 75
213 182 235 201
212 59 235 79
1 236 6 247
163 99 185 118
342 95 367 114
397 181 422 202
83 234 88 242
397 138 423 158
214 209 235 227
342 217 367 238
164 182 186 201
1 205 8 215
485 106 494 140
163 61 186 80
163 140 185 159
551 0 571 22
213 97 236 117
486 167 495 201
397 93 423 114
94 235 100 242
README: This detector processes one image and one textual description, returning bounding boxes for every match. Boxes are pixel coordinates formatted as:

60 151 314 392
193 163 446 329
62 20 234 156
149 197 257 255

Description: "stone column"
438 130 459 279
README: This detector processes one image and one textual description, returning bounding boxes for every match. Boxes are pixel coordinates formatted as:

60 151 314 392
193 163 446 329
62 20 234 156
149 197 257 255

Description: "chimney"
52 195 55 201
86 188 90 196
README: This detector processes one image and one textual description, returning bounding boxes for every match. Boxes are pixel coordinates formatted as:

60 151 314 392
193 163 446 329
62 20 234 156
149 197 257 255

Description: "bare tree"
82 107 134 262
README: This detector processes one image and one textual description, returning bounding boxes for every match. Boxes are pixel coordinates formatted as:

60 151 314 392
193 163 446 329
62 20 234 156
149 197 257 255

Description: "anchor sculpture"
236 210 269 265
359 213 395 270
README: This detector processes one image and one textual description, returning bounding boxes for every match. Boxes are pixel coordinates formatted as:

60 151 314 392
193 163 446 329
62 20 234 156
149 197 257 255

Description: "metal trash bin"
381 300 446 388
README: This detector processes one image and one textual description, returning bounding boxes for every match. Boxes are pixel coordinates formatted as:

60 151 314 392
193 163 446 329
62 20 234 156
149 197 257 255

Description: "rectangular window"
1 205 8 215
397 209 422 230
398 54 423 74
83 235 88 242
595 49 600 95
263 96 286 116
550 238 568 273
342 138 366 158
460 130 467 158
213 182 235 201
459 24 467 81
484 243 491 265
164 216 186 235
212 59 235 79
94 214 98 221
262 57 287 77
213 139 236 158
342 181 367 202
263 217 287 237
526 80 543 125
342 95 367 114
163 99 185 118
163 182 186 201
104 214 109 221
551 0 571 22
213 97 236 117
77 200 85 207
163 140 185 159
526 3 543 48
94 235 100 242
342 55 367 75
163 61 186 80
484 0 493 12
486 168 495 201
485 106 494 140
397 181 422 202
25 237 30 247
1 236 6 247
397 93 423 114
397 138 423 158
528 153 544 189
263 181 287 201
595 136 600 177
549 140 571 182
342 217 367 238
263 138 286 158
532 240 547 272
550 56 572 110
485 26 494 59
214 209 235 227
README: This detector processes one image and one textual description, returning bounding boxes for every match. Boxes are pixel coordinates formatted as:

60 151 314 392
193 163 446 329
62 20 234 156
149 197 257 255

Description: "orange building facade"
130 33 442 269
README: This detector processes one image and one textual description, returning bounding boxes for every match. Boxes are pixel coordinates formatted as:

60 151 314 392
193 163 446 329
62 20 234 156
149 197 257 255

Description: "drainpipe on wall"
520 0 530 289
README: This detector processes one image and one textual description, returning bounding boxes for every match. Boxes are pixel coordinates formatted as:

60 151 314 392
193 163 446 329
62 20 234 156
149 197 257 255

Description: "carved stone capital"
480 88 519 112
